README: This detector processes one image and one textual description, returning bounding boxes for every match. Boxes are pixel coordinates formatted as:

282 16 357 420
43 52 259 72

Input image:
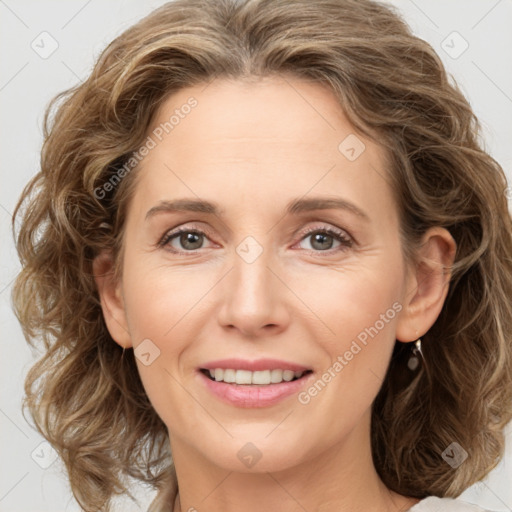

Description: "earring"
407 338 423 371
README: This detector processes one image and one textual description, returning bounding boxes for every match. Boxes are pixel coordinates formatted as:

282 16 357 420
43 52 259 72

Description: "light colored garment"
408 496 494 511
147 486 496 512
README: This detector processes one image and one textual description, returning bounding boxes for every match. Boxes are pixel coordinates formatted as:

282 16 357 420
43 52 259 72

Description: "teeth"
222 369 236 383
206 368 306 385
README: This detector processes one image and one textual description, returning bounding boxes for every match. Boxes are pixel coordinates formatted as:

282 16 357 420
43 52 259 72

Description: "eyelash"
158 224 354 255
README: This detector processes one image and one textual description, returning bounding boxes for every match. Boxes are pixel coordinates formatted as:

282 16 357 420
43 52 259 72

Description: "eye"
159 228 214 253
296 226 353 253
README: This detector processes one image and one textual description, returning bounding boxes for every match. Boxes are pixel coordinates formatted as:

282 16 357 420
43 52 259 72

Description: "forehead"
148 75 364 160
129 76 396 227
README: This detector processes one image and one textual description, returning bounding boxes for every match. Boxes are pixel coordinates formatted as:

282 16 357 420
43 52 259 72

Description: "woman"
12 0 512 511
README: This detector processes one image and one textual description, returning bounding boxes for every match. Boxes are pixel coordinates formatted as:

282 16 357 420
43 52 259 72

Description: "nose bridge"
217 234 289 334
232 234 276 311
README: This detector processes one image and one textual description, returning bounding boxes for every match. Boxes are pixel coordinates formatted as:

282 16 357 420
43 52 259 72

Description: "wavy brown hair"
12 0 512 510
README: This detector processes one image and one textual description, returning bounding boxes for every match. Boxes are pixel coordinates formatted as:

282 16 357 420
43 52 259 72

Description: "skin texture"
94 76 456 512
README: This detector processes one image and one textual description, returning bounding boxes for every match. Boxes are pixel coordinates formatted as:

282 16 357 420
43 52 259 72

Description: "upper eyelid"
297 224 352 240
162 221 350 238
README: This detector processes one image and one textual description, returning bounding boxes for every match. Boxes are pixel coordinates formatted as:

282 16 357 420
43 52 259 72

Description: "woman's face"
98 76 444 473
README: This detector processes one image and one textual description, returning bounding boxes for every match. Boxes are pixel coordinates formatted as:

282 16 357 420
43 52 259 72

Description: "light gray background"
1 1 511 511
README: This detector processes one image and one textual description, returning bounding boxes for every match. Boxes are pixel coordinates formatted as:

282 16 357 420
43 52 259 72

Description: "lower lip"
198 370 314 408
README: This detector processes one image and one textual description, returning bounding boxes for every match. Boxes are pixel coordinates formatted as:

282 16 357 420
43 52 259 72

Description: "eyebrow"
145 196 370 221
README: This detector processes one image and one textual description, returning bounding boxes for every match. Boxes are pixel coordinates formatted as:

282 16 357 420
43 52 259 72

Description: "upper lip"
199 358 312 372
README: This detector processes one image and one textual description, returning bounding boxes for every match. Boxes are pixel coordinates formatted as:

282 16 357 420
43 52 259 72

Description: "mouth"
199 368 314 385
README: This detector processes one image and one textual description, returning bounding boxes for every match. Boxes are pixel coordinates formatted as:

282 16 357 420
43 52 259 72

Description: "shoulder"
408 496 497 512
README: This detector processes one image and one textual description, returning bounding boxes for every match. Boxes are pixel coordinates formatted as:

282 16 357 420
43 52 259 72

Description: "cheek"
120 263 211 425
290 258 403 393
122 265 208 349
293 273 401 423
121 259 224 390
291 257 403 341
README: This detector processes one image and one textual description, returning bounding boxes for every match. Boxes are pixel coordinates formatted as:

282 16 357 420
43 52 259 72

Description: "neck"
167 410 419 512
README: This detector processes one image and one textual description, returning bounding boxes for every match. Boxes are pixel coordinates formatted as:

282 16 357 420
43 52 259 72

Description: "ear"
395 227 456 343
93 250 133 349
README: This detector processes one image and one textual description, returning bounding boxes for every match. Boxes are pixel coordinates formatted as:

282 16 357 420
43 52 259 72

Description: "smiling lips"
198 358 315 407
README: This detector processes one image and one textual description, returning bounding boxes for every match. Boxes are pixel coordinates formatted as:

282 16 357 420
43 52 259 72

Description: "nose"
217 242 291 338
